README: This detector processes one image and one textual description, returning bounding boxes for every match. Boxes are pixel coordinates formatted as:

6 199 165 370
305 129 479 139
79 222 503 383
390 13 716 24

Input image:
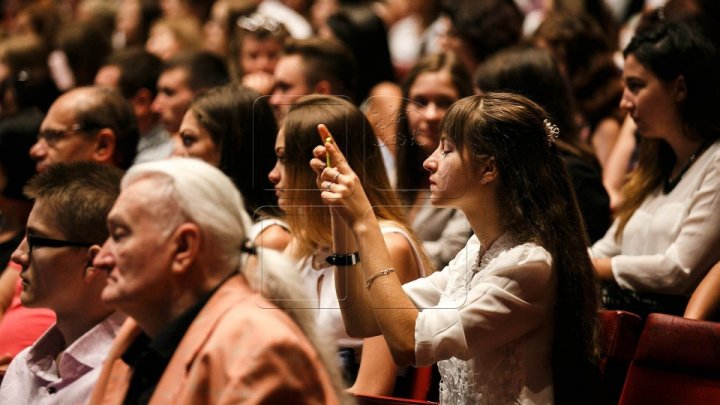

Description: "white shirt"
403 233 555 404
0 312 125 405
591 140 720 295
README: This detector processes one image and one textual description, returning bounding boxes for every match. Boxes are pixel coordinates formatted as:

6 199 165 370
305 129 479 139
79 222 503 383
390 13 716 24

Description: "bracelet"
326 251 360 266
365 268 395 289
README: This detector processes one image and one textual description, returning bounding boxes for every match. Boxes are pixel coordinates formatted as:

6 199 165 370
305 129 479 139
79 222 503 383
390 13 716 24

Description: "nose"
423 148 440 173
268 161 280 185
92 239 116 273
151 94 163 114
424 102 442 122
619 88 633 112
10 236 30 269
171 134 187 157
29 139 47 161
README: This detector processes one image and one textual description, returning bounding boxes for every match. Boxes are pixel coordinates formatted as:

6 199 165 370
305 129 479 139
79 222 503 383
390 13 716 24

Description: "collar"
27 311 125 383
122 270 238 363
474 232 520 272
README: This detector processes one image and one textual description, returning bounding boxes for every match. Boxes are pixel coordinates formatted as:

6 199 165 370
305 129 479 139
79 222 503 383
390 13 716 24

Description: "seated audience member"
1 86 137 366
475 44 611 243
53 21 111 90
173 84 289 250
591 22 720 318
312 93 600 403
29 86 140 173
151 51 229 136
0 162 125 403
534 12 624 170
268 95 430 394
230 12 289 95
441 0 523 74
269 37 355 122
89 158 346 404
145 17 203 61
395 53 474 270
95 48 174 164
322 5 396 103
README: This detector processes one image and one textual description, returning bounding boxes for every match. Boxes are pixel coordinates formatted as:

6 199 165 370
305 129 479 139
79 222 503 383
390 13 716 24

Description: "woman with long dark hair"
312 92 600 403
591 22 720 317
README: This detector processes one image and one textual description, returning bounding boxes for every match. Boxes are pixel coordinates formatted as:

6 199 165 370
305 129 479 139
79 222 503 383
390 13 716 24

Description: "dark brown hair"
444 93 601 403
395 53 473 205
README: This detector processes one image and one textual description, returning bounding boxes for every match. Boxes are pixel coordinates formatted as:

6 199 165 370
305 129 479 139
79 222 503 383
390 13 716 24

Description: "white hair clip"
543 119 560 146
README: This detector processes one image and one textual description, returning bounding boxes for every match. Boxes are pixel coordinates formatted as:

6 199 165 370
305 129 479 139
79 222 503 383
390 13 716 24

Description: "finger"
312 145 327 159
310 157 326 175
317 124 351 173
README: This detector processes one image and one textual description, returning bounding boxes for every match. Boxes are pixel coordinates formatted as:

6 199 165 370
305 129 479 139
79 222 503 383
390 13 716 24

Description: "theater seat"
599 310 643 404
353 393 438 405
618 313 720 405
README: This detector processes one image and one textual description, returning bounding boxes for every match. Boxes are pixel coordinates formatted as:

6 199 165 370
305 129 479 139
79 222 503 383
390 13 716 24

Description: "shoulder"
494 242 553 269
254 223 292 251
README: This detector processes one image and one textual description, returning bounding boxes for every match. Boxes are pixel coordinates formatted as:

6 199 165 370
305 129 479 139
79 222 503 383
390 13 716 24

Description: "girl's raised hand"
310 124 373 228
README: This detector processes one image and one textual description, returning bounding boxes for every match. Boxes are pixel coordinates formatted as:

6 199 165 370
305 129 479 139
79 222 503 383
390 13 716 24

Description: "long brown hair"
444 93 601 403
615 22 720 238
282 95 431 270
395 53 473 205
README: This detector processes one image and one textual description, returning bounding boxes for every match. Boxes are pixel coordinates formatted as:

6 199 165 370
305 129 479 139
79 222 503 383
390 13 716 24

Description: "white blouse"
403 233 556 404
591 141 720 295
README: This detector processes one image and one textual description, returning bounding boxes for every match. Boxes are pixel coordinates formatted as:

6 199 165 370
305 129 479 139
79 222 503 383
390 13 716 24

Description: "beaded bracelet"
365 268 395 289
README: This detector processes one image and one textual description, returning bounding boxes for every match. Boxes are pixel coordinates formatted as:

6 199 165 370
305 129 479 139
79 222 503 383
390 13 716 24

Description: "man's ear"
674 75 687 102
314 80 333 95
171 223 201 274
477 157 498 185
93 129 117 165
84 245 106 282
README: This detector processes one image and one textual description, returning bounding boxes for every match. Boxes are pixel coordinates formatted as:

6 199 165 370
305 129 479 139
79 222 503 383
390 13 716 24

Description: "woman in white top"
268 95 430 395
591 21 720 317
311 93 600 404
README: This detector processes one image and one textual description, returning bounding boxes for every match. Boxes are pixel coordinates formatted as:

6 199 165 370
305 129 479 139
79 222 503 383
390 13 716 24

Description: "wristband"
326 251 360 266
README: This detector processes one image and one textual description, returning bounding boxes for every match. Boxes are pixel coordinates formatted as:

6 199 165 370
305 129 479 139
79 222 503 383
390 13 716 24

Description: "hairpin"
543 119 560 146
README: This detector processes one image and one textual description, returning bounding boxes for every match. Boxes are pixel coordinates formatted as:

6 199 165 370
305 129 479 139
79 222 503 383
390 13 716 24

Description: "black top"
121 275 231 405
563 153 612 244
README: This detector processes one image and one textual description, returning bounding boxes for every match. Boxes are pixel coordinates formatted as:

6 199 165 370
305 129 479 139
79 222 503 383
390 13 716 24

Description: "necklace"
663 139 712 194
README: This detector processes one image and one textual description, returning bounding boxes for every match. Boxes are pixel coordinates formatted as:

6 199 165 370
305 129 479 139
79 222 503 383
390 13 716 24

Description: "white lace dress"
402 233 556 404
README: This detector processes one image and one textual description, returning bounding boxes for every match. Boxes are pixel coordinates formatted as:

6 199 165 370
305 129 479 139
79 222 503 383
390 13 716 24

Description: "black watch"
326 251 360 266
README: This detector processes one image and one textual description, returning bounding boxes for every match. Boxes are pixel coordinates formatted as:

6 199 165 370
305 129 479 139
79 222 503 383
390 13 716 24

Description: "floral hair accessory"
543 119 560 146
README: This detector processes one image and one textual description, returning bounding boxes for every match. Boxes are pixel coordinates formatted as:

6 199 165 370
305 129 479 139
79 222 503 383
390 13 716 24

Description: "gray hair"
122 158 253 272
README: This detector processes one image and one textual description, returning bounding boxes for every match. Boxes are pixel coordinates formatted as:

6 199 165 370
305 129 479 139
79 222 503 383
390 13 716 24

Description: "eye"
110 226 128 242
181 134 197 147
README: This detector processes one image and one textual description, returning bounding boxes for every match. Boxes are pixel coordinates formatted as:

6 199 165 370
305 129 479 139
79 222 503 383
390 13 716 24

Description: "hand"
309 124 374 229
242 71 275 96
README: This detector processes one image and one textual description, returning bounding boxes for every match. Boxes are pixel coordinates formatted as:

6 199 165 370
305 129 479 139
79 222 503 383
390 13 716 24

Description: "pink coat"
88 275 339 405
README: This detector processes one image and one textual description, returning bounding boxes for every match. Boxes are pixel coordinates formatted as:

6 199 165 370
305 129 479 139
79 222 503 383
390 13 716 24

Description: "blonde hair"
282 95 432 271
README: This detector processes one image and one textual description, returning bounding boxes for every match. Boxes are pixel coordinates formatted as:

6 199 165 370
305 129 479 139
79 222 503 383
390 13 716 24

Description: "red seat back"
598 310 643 404
618 313 720 405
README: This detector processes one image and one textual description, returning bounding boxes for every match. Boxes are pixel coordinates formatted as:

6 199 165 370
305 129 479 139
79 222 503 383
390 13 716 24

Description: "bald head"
30 86 139 172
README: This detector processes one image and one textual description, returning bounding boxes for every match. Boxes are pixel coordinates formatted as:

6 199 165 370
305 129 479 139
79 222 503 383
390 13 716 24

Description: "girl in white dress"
311 93 600 404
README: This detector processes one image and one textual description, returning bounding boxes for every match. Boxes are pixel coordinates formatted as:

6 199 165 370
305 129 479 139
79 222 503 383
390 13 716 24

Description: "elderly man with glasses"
0 162 125 404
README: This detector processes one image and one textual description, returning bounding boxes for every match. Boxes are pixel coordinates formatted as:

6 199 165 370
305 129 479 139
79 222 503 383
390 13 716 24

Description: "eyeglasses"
237 13 283 34
36 124 86 147
27 234 94 253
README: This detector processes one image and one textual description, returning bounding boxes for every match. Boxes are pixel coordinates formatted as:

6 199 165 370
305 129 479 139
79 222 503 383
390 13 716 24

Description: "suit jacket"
88 274 339 405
